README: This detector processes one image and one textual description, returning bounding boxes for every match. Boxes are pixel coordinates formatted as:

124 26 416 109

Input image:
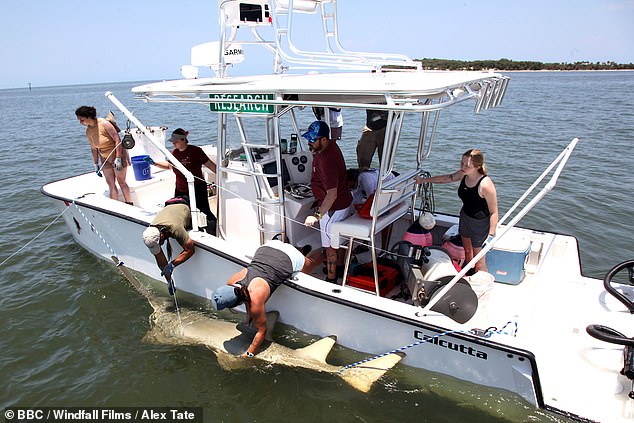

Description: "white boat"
42 1 633 421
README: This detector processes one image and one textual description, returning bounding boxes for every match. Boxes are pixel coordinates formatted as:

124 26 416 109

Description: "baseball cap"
301 121 330 142
167 128 188 143
211 285 243 310
142 226 161 254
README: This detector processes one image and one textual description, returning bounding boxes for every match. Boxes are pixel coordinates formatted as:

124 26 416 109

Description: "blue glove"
167 279 176 296
161 261 175 278
143 156 155 165
114 157 123 171
93 163 102 177
485 234 495 247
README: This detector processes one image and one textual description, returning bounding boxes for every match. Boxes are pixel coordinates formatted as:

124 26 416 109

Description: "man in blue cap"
301 121 353 283
211 240 306 357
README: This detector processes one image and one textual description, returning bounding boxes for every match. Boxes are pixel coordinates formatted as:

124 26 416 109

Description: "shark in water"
112 257 404 392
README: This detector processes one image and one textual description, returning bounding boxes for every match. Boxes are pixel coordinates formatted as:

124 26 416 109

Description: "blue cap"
211 285 243 310
301 121 330 142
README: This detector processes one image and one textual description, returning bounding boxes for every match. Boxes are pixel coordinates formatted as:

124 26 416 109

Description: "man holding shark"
212 240 307 357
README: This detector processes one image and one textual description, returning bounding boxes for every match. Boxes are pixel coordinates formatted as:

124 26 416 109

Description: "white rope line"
0 207 70 268
71 201 122 262
96 140 124 174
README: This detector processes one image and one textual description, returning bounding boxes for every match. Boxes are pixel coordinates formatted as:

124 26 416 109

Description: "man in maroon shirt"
149 128 217 234
302 121 353 282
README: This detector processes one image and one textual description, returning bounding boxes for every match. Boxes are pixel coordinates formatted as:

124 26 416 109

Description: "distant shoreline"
414 58 634 72
502 69 634 72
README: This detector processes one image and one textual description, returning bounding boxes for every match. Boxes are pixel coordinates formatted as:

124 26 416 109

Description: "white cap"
142 226 161 254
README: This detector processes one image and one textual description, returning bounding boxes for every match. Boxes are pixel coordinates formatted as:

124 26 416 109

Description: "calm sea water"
1 72 632 422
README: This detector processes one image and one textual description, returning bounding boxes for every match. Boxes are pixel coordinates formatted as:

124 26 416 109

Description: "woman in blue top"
415 149 498 274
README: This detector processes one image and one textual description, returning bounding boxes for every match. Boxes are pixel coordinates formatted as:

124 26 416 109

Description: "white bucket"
468 271 495 297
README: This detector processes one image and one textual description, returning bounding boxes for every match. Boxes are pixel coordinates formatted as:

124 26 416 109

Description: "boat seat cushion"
329 201 409 248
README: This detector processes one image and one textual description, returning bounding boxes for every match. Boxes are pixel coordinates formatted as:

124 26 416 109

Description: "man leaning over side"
211 240 307 357
142 200 195 293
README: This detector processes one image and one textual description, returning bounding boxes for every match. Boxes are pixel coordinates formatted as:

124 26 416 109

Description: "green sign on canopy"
210 93 275 114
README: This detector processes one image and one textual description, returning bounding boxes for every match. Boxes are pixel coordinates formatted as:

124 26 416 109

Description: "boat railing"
421 137 580 316
105 92 203 231
217 0 420 74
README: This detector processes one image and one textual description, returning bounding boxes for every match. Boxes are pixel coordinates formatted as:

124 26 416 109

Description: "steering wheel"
285 183 313 199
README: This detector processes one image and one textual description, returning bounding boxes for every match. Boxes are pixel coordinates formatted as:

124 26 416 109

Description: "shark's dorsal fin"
295 335 337 362
339 352 405 393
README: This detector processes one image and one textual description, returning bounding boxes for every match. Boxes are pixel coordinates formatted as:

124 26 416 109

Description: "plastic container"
347 262 400 296
131 155 152 181
486 232 531 284
289 134 298 154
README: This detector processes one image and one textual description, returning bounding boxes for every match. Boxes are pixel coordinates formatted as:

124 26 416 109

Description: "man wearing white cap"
142 202 195 293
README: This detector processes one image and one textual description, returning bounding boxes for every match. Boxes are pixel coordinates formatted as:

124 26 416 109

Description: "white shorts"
320 205 353 248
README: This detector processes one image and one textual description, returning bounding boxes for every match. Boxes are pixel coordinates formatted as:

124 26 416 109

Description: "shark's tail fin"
338 352 406 393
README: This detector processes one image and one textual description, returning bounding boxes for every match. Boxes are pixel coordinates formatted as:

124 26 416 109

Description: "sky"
1 0 633 89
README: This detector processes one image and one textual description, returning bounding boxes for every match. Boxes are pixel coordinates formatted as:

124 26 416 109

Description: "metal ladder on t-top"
235 118 287 244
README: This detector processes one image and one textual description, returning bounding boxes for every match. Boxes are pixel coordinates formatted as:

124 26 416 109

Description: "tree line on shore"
415 58 634 71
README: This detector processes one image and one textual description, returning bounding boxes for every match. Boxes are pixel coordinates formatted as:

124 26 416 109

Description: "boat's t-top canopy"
132 70 508 114
133 0 508 114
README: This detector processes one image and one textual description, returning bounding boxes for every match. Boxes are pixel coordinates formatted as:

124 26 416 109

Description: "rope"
96 140 124 175
71 201 122 263
0 207 70 268
337 321 519 374
74 199 183 332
